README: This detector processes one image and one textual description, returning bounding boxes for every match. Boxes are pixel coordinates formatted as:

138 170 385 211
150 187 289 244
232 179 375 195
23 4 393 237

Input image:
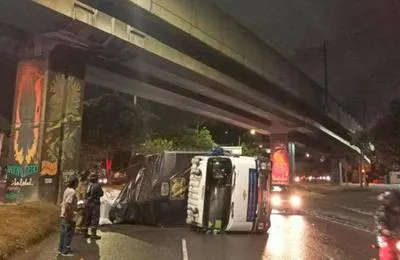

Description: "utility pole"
56 75 68 204
323 41 329 111
295 41 329 111
357 100 368 187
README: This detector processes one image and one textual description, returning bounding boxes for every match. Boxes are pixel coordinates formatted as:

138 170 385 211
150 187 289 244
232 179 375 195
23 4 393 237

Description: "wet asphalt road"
12 186 380 260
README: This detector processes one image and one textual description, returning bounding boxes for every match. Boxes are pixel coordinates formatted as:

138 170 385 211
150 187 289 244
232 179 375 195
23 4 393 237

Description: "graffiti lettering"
5 192 17 201
62 170 77 184
41 160 57 176
11 178 34 187
7 164 39 178
6 186 21 192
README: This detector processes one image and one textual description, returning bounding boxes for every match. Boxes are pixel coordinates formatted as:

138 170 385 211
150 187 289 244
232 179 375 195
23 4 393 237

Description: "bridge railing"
325 95 362 134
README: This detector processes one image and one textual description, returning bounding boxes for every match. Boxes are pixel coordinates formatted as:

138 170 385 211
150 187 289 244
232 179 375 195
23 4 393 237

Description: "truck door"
253 158 272 233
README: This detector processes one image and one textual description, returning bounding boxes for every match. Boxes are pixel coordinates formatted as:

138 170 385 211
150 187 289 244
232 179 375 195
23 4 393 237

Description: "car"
270 185 302 214
110 171 128 185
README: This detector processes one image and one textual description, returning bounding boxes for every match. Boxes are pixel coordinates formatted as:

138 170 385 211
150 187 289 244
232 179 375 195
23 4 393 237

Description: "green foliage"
171 127 215 151
242 144 260 156
139 138 174 154
80 92 156 168
370 100 400 171
139 127 215 154
80 93 215 164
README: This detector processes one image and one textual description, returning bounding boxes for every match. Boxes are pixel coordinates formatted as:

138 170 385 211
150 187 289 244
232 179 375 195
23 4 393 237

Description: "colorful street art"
5 46 86 203
39 71 84 202
170 177 186 200
5 60 44 201
12 61 43 165
271 137 290 185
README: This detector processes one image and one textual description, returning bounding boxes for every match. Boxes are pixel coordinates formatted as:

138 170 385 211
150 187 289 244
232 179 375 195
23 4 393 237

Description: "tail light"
395 241 400 251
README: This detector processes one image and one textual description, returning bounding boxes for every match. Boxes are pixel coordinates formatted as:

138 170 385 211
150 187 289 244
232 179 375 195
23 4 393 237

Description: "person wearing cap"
84 172 104 239
58 176 79 257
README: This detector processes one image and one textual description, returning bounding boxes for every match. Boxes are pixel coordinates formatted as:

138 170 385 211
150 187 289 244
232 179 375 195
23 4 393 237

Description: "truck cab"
187 151 272 233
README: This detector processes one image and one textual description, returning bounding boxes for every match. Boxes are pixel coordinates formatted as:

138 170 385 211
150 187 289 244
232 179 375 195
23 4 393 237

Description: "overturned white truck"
187 150 272 233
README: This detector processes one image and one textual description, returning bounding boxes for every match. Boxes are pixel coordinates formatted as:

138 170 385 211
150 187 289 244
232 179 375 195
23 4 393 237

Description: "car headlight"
290 195 301 208
271 195 281 206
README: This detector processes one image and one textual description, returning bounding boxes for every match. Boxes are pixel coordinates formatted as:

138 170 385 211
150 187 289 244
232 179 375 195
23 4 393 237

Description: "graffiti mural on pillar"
271 142 290 185
6 60 44 201
40 73 83 180
40 74 83 173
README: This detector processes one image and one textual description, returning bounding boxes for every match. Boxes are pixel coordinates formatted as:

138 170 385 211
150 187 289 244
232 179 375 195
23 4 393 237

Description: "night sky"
209 0 400 126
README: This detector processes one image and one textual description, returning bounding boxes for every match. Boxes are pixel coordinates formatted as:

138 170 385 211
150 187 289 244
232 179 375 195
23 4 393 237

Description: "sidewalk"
340 183 400 190
297 183 399 193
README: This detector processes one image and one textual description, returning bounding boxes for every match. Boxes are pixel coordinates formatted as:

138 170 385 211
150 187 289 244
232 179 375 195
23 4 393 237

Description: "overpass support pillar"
5 45 86 203
329 158 340 184
270 133 295 184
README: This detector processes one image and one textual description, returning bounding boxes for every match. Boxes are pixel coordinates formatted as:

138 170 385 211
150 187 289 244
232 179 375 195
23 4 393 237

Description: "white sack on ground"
100 189 121 226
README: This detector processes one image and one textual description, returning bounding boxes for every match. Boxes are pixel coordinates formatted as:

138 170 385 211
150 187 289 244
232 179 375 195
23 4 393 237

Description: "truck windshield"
272 185 289 193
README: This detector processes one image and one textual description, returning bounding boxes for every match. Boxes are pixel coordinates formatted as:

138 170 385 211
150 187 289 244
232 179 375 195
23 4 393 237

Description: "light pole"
295 41 329 111
355 100 367 187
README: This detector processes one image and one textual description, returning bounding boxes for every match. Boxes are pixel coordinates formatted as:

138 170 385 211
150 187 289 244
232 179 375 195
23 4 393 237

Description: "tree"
80 92 156 169
138 127 216 154
172 127 215 151
138 138 174 154
370 100 400 173
242 144 261 156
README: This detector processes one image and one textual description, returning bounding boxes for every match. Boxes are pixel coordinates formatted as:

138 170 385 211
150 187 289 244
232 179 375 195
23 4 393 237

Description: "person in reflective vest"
84 172 104 239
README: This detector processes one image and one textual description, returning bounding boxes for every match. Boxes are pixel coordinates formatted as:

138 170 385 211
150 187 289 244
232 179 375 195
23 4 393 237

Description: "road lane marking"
312 214 374 234
182 238 188 260
336 205 374 216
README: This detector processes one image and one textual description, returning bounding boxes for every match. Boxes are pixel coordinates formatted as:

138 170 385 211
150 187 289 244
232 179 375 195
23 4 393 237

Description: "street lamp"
250 129 256 135
305 153 311 159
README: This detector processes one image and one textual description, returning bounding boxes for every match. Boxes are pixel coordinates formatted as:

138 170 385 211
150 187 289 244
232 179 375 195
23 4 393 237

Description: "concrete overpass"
0 0 365 201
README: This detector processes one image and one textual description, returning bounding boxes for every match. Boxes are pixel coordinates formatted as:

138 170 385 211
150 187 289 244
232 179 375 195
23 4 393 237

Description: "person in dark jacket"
84 172 104 239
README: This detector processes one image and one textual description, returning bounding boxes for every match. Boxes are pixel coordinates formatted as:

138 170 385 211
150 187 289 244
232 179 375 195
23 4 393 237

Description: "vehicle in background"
270 184 302 213
110 171 128 185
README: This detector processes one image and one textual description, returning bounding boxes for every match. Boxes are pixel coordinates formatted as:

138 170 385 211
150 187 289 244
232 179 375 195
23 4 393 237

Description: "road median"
295 183 375 194
0 202 58 260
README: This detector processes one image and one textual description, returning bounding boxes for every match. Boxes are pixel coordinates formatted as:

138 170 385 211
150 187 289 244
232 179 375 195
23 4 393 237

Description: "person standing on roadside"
84 173 104 239
75 171 90 234
58 176 79 257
